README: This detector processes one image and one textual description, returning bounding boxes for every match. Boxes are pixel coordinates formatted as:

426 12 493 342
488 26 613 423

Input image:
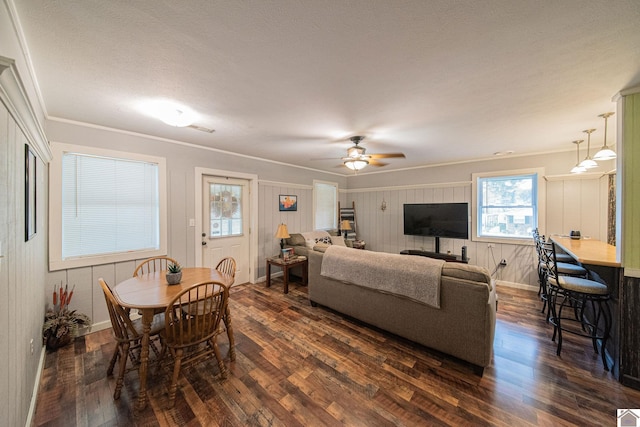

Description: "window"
50 143 167 270
472 168 545 244
313 180 337 230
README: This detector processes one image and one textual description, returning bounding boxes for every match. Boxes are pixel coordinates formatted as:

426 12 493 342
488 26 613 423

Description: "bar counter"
550 235 623 381
550 236 620 267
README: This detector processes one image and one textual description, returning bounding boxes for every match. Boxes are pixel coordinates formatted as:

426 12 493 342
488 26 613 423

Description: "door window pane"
209 183 242 237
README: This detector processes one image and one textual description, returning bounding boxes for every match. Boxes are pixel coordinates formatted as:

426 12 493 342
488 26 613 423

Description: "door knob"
202 241 207 246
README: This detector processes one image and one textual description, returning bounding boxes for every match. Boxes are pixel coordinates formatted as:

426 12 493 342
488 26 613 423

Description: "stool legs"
549 289 611 371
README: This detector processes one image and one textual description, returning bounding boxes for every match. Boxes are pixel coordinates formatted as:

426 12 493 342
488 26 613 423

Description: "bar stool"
545 242 611 370
533 229 579 264
534 234 588 316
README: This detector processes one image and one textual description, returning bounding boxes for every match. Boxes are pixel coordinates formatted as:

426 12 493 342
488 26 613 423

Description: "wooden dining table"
113 267 233 410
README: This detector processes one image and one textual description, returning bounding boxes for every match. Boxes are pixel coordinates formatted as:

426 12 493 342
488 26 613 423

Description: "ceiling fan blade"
368 159 389 167
368 153 405 159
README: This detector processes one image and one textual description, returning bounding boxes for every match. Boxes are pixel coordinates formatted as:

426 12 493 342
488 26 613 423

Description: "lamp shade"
344 159 368 170
340 220 352 231
593 112 616 160
593 148 616 161
274 223 290 239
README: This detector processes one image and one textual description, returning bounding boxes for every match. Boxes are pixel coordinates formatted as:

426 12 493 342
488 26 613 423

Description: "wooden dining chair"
160 280 228 408
98 278 165 400
216 257 237 361
133 256 180 315
133 256 179 277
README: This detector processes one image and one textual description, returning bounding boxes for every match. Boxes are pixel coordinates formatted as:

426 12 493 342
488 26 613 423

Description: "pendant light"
578 129 598 169
593 112 616 161
570 140 587 174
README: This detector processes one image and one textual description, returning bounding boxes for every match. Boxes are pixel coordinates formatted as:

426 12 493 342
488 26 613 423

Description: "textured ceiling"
12 0 640 174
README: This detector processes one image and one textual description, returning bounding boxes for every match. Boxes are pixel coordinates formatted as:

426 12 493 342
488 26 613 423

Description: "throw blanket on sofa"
320 245 445 308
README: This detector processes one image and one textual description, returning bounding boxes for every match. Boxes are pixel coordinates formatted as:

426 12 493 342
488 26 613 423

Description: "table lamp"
340 220 352 238
275 223 290 251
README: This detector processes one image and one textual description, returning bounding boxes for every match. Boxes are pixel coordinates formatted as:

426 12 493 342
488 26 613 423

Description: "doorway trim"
195 167 258 284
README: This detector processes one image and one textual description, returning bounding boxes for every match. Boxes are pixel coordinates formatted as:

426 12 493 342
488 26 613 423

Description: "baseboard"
25 346 46 427
258 271 284 283
495 280 537 292
622 374 640 391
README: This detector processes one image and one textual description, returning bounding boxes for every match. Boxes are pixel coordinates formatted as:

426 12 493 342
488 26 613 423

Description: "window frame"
49 142 167 271
471 168 545 245
313 180 338 231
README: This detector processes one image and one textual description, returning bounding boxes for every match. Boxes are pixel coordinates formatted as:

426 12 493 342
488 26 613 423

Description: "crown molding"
0 56 51 162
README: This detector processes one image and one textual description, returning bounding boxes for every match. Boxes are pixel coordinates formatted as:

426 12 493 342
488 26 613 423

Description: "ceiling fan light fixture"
593 112 616 161
344 159 368 171
347 146 365 158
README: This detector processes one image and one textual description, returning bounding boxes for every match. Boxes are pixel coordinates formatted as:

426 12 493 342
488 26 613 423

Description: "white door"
201 176 250 285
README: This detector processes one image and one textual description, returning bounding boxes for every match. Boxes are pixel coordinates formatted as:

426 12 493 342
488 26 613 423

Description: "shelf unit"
338 201 357 241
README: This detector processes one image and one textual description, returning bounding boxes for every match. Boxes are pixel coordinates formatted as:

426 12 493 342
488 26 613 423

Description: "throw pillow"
305 239 316 249
286 233 306 246
315 235 332 245
330 235 347 246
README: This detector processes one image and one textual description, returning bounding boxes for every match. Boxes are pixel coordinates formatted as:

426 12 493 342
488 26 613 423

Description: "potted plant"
43 283 91 351
166 262 182 285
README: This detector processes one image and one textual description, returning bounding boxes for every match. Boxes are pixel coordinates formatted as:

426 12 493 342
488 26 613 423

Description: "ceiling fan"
315 136 406 171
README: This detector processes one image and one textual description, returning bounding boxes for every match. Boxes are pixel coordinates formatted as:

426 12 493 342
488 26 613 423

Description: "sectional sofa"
286 231 497 373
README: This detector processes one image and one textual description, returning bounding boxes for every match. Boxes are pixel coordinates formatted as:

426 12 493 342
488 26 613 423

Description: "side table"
266 255 308 294
352 240 366 250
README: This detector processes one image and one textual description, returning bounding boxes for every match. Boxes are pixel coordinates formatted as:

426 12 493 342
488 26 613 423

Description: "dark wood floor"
33 280 640 426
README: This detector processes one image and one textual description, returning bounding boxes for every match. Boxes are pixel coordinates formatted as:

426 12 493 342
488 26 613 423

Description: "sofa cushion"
313 242 330 252
305 239 316 249
442 263 492 289
330 235 347 246
301 230 331 242
286 233 306 246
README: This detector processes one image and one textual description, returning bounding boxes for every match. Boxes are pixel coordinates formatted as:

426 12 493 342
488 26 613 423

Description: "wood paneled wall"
0 102 47 426
257 182 314 278
343 174 610 289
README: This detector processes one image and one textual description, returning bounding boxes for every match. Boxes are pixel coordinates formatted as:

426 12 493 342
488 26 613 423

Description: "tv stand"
400 249 468 264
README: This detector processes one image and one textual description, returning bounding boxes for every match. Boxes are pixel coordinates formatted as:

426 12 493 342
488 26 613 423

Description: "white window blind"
49 142 167 270
314 181 337 230
62 154 159 258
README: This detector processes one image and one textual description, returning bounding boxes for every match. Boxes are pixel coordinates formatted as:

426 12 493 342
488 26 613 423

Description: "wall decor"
25 144 37 241
279 194 297 211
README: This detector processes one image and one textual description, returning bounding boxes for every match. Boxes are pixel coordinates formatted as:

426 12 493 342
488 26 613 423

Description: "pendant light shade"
578 129 598 169
593 112 616 161
570 140 586 174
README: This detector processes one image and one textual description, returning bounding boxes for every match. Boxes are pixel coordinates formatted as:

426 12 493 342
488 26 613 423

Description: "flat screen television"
403 203 469 241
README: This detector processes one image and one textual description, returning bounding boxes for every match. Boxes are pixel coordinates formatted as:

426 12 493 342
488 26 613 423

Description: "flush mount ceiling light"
578 129 598 169
593 112 616 161
142 100 198 127
570 140 587 174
